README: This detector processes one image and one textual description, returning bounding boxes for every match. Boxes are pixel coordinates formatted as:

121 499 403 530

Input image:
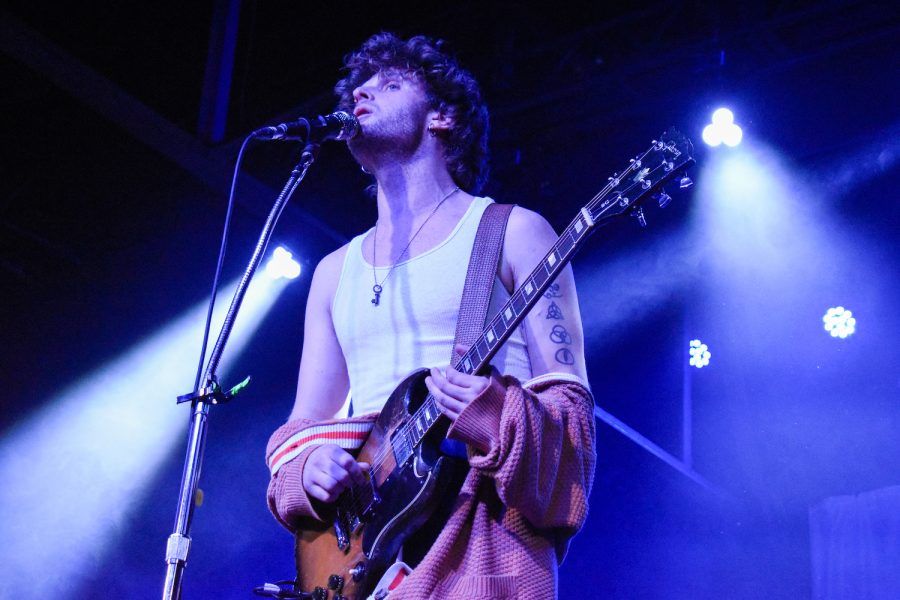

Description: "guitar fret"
476 339 489 362
502 304 515 327
547 249 558 267
573 216 584 234
523 279 535 298
533 265 549 288
512 291 526 313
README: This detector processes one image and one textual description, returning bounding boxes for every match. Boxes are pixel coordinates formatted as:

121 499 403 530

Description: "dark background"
2 1 898 598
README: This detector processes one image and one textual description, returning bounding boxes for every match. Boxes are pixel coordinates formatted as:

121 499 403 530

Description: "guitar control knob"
328 574 345 591
350 562 367 582
312 587 327 600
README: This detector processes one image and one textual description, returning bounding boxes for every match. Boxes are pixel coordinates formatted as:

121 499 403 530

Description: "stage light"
823 306 856 338
712 108 734 126
703 107 743 147
689 339 711 368
0 275 287 598
265 246 301 280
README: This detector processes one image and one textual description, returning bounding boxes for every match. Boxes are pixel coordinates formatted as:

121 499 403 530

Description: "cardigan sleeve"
265 414 378 532
446 373 596 533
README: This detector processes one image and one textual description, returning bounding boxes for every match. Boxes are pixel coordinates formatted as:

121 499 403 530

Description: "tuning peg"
631 206 647 227
679 174 694 189
655 189 672 208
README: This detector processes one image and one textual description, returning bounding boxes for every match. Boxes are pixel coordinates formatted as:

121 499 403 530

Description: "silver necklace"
371 186 460 306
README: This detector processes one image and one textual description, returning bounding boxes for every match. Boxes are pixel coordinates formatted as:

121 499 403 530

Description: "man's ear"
427 109 455 134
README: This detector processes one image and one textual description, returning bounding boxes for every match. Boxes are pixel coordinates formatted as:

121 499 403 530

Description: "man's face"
347 69 433 158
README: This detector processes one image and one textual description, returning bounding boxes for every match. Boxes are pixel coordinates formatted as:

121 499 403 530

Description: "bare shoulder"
315 243 350 281
308 243 350 306
501 206 558 285
506 205 556 238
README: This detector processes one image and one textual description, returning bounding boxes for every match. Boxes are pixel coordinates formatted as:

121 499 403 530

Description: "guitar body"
294 369 463 599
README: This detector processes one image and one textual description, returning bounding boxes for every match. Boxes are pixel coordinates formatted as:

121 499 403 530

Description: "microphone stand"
162 141 320 600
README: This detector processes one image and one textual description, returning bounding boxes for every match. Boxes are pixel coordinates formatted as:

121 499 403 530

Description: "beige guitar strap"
451 202 516 367
391 202 516 586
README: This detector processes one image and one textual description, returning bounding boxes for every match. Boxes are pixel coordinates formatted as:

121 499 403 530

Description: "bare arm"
502 206 588 383
289 246 352 421
281 246 367 505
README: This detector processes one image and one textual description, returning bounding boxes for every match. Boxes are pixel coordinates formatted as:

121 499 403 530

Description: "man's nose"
353 86 373 103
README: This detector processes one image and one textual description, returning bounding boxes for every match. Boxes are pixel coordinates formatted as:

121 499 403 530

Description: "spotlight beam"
0 276 287 598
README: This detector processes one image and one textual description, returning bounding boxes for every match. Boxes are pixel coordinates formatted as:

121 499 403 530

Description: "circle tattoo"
555 348 576 365
549 324 572 344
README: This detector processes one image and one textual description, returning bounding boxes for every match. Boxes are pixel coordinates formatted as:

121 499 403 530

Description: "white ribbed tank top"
332 196 532 416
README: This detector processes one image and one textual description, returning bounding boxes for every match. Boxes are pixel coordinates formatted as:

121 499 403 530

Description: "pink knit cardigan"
266 374 596 599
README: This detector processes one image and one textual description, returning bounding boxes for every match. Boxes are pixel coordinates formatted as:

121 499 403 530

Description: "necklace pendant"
371 284 383 306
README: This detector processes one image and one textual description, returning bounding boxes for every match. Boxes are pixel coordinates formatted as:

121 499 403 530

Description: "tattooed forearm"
543 286 576 365
549 324 574 365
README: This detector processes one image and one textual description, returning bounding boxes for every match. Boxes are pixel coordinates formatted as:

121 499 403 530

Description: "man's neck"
372 152 461 227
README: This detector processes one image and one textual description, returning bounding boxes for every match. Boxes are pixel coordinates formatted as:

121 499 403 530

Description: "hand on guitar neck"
302 444 371 503
424 345 500 422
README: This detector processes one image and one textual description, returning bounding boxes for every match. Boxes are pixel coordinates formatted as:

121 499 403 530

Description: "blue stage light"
265 246 302 280
702 108 743 147
0 275 286 598
689 339 711 368
823 306 856 338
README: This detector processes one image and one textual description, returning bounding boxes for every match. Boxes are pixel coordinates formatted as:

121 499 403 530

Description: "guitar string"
339 146 678 516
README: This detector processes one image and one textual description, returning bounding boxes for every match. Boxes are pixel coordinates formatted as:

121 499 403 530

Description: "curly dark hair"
335 32 490 194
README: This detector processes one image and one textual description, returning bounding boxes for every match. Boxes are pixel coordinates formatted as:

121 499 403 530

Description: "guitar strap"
399 202 516 572
451 201 516 366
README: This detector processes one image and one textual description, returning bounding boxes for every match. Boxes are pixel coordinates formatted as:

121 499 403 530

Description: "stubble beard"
348 101 430 172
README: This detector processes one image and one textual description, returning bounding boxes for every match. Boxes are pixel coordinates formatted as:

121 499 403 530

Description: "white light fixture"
823 306 856 338
265 246 302 280
689 339 711 368
702 108 743 147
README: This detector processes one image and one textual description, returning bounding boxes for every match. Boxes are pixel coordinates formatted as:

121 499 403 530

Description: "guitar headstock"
587 129 695 226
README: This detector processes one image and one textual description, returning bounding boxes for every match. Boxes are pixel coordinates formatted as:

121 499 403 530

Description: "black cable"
192 133 255 393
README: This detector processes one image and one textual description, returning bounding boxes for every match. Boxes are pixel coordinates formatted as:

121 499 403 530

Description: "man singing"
266 32 595 598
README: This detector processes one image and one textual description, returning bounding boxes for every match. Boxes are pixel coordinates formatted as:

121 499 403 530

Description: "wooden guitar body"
294 368 463 599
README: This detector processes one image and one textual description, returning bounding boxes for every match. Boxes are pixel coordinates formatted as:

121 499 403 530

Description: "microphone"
252 111 359 142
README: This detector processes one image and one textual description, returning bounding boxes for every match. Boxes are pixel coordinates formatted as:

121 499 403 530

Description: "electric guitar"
293 130 695 599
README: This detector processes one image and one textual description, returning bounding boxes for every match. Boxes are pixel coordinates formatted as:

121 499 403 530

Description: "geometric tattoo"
544 283 562 299
549 324 572 345
546 301 564 320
